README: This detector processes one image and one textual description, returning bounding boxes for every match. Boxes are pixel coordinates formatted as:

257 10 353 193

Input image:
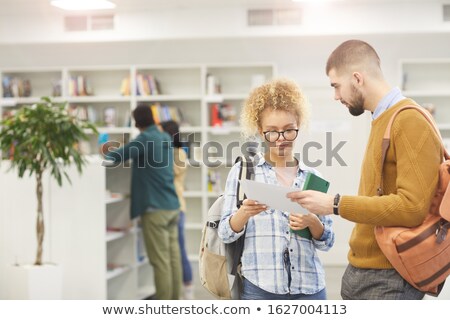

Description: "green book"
291 172 330 240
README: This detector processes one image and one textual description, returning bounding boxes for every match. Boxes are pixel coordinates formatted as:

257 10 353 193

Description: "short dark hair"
326 39 381 75
160 120 182 148
133 104 155 128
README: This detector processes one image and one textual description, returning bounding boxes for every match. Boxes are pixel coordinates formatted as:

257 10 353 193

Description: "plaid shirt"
218 154 335 295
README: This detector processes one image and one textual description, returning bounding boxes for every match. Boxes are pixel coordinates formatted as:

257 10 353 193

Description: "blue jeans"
177 211 193 283
241 278 327 300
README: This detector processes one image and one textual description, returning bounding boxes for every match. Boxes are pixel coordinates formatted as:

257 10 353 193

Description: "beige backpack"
199 156 254 299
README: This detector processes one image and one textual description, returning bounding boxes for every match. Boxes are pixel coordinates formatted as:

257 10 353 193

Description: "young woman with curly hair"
218 78 335 300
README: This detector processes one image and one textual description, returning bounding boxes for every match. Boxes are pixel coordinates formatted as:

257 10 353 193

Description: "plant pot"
8 263 62 299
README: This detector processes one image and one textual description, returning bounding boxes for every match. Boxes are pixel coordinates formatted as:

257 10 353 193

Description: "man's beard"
347 84 365 116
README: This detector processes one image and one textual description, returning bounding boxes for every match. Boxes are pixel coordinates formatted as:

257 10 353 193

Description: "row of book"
2 73 162 98
147 103 183 125
68 75 93 96
68 104 131 127
136 74 161 96
210 103 238 127
207 169 223 194
2 76 32 98
67 103 183 128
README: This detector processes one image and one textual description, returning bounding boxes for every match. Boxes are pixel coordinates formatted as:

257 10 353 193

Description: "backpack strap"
378 105 449 196
236 155 256 209
230 154 256 276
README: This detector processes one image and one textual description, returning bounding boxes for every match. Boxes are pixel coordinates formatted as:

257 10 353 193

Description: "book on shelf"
206 74 221 95
69 75 93 96
219 103 237 127
123 110 131 127
103 106 117 127
136 74 161 95
52 79 62 97
210 103 237 127
207 170 222 194
2 76 12 97
1 76 32 98
150 104 160 124
120 76 131 96
68 104 88 121
210 103 222 127
68 104 98 124
144 103 182 125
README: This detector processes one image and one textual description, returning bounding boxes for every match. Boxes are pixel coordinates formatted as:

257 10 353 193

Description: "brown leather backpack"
374 105 450 296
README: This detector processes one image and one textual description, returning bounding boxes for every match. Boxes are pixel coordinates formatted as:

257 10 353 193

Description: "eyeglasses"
262 129 299 142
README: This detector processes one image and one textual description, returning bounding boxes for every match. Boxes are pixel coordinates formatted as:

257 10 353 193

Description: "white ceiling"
0 0 444 15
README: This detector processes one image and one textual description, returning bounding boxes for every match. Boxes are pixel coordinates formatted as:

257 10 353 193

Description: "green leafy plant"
0 97 98 265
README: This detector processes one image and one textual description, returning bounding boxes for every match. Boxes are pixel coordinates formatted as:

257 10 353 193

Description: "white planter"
8 264 62 299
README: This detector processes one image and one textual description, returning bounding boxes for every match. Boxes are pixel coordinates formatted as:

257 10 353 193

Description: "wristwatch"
333 193 340 215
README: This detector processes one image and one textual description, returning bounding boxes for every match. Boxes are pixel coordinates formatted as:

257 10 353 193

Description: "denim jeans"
177 211 193 283
241 278 327 300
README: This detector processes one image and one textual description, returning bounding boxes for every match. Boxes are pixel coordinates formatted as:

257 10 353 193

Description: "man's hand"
287 190 334 215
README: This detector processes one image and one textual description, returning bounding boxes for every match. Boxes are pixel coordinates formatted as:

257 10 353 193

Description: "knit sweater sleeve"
339 110 442 227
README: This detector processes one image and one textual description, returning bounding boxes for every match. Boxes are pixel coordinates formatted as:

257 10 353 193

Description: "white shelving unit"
0 63 275 297
400 59 450 142
0 157 156 299
104 164 157 300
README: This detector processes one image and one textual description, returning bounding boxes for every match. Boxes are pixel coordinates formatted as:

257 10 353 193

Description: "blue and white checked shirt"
218 154 335 295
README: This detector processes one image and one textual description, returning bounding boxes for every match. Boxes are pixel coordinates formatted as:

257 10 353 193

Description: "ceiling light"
51 0 116 11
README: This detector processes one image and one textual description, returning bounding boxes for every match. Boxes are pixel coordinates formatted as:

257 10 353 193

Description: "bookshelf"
104 163 156 299
400 59 450 146
0 63 275 298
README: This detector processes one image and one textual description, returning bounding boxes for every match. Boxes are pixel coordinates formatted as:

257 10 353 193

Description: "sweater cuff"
338 195 359 222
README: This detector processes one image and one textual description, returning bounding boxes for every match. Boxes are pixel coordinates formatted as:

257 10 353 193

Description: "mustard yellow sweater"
340 99 442 269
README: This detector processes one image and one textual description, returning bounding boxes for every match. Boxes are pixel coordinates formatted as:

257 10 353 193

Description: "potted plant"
0 97 97 298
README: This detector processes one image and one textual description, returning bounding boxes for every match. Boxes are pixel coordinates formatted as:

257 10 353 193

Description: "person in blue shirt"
218 78 335 300
102 104 181 300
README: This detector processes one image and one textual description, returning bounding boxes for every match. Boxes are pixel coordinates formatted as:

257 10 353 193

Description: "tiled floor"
189 265 346 300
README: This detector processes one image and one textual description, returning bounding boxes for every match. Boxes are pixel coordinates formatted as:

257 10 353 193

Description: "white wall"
0 1 448 43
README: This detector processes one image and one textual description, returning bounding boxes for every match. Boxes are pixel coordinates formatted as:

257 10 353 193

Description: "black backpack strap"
236 155 255 208
230 154 256 275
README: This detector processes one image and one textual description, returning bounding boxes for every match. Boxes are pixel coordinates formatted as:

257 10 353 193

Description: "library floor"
190 265 346 300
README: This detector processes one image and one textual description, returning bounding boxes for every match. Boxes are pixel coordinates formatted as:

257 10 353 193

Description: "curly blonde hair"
240 78 309 139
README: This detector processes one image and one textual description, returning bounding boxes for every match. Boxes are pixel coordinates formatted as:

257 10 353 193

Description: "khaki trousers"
141 209 181 300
